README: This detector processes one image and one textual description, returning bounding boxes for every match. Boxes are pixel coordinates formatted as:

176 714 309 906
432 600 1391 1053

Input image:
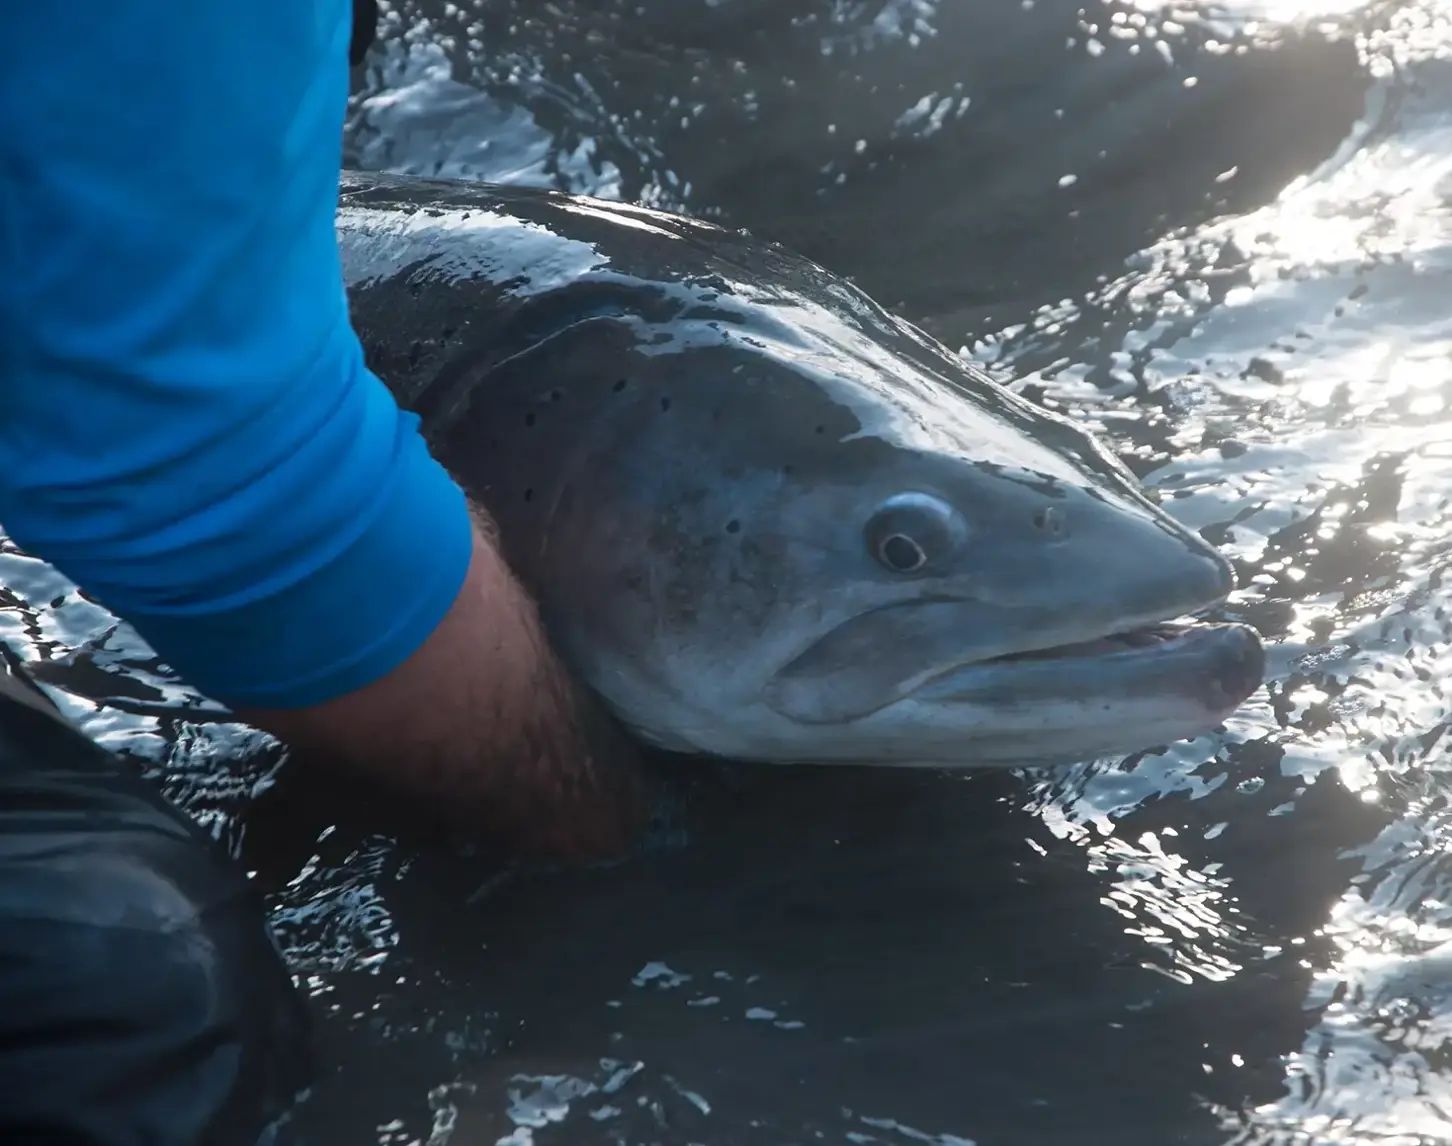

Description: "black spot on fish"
660 397 672 412
549 389 562 403
725 519 741 534
1032 506 1067 537
613 378 628 393
814 425 825 435
523 488 534 503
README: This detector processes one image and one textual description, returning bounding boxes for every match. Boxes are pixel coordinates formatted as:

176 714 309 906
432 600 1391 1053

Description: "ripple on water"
2 1 1451 1144
984 10 1452 1140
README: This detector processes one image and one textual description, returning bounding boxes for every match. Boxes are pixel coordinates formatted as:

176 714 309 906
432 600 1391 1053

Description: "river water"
3 1 1451 1143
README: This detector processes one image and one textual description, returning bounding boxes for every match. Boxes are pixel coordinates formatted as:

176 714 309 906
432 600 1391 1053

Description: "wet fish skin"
337 170 1263 768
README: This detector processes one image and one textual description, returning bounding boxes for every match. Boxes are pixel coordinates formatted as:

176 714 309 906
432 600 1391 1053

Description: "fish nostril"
1032 506 1067 538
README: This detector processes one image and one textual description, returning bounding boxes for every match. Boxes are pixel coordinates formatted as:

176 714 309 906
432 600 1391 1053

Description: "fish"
337 169 1264 770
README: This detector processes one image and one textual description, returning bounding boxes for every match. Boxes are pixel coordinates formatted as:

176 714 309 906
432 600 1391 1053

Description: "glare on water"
5 0 1452 1143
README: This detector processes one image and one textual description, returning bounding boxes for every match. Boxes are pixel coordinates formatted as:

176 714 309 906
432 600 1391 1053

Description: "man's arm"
0 1 644 858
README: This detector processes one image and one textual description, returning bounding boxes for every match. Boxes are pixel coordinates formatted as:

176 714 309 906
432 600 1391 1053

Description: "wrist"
240 516 652 861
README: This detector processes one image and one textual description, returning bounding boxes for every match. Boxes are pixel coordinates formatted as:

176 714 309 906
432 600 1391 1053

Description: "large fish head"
534 310 1262 770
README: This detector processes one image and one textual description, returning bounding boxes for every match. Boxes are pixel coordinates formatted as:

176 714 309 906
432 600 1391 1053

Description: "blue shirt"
0 1 473 707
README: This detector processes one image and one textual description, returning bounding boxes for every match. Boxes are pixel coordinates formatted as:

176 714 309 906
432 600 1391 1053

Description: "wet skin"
338 170 1264 769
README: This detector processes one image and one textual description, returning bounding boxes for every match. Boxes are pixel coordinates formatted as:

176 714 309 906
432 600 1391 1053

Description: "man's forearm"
0 0 646 859
236 511 649 861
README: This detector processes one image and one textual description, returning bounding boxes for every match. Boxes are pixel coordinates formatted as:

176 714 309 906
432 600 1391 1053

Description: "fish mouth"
919 619 1265 713
765 601 1266 731
970 620 1235 669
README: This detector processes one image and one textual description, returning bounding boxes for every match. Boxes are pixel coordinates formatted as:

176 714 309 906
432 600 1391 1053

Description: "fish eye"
878 532 927 572
864 492 966 575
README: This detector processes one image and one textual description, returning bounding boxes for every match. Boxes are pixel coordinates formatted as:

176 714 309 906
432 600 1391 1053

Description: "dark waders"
0 654 312 1144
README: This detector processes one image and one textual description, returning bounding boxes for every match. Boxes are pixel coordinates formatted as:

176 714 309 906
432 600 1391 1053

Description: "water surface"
5 1 1452 1143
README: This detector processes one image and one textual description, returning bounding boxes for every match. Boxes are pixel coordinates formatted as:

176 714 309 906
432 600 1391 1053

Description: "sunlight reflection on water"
3 0 1451 1143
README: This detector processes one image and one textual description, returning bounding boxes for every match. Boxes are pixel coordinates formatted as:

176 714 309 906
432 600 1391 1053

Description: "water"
4 0 1451 1142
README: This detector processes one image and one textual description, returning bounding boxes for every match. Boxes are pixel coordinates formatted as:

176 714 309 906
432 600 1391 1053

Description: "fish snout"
957 473 1234 623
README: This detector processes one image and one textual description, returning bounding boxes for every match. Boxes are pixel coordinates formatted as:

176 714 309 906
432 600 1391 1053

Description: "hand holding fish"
238 509 654 863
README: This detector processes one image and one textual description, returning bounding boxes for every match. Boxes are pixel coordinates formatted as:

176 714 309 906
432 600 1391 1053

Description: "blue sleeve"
0 1 474 708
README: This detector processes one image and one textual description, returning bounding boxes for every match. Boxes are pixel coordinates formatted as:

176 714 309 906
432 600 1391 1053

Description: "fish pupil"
880 534 926 572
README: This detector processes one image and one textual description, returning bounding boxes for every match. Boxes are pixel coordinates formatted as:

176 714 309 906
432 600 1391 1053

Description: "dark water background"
4 1 1451 1142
